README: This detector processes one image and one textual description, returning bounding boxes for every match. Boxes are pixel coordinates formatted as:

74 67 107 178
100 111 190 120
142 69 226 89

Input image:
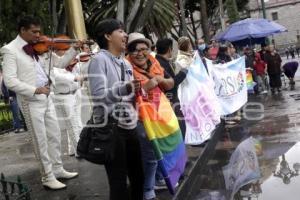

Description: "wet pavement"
1 58 300 200
189 57 300 200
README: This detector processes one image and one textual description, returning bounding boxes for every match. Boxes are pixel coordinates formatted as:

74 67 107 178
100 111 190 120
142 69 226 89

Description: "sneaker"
154 180 178 190
14 128 25 133
154 179 167 190
225 120 237 125
261 90 268 94
271 89 276 94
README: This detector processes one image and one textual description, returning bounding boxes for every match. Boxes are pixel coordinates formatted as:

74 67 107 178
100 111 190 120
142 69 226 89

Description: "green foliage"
226 0 240 23
84 0 176 39
185 0 249 18
0 0 52 46
0 104 13 133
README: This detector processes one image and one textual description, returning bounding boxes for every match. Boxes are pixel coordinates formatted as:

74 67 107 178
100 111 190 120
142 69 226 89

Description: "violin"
66 53 94 72
33 35 94 54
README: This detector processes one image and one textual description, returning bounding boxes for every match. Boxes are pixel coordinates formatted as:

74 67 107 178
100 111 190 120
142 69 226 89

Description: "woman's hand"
143 78 159 92
126 80 142 93
153 75 174 91
153 75 164 84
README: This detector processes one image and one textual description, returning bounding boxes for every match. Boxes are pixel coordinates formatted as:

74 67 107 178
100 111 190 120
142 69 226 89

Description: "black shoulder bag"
76 63 125 165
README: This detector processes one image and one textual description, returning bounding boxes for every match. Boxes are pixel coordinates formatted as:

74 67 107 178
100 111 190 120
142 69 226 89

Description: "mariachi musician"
1 16 80 190
52 50 88 157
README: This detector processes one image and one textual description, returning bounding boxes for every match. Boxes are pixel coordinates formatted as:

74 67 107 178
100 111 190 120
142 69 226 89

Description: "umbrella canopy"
215 18 287 42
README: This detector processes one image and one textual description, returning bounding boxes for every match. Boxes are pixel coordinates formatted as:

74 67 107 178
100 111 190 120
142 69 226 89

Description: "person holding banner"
155 38 188 137
216 44 231 64
175 37 194 75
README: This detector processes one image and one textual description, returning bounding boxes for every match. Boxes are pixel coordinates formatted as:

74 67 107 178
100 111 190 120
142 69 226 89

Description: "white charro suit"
52 65 82 156
1 35 77 183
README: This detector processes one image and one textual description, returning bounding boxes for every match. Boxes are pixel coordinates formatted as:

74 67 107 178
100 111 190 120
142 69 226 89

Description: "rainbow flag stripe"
246 69 256 92
137 87 187 194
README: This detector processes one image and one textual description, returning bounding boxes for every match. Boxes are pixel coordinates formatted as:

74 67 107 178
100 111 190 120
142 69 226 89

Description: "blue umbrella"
215 18 287 42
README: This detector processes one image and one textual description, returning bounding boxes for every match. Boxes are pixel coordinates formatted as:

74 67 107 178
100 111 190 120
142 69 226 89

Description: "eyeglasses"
130 48 149 56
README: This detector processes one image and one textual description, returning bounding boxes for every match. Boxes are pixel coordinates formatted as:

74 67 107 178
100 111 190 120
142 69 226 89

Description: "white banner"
207 57 247 115
223 137 261 200
178 54 221 145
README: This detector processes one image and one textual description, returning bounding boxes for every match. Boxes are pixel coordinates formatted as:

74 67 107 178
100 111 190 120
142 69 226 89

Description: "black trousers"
269 73 282 88
104 127 144 200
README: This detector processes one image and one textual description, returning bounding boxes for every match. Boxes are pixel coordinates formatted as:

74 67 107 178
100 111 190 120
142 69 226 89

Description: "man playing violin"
1 15 80 190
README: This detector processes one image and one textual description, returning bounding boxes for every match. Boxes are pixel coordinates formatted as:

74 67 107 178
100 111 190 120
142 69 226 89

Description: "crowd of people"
1 15 299 200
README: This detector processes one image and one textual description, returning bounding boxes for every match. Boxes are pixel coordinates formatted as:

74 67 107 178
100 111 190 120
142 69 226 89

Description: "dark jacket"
1 80 16 103
155 54 187 107
264 52 282 75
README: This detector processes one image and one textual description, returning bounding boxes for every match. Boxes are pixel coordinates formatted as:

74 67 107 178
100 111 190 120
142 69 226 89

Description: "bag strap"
121 63 125 82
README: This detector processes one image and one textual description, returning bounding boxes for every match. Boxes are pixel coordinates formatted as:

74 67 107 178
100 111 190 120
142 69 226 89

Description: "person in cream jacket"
1 16 79 190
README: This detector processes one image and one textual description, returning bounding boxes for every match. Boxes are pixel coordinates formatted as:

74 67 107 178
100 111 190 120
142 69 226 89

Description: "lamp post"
273 154 300 185
260 0 267 19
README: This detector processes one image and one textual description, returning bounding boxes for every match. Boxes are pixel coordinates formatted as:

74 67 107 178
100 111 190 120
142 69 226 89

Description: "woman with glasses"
126 32 174 200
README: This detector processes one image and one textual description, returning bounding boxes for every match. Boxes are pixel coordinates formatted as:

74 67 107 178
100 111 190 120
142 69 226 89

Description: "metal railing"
0 173 31 200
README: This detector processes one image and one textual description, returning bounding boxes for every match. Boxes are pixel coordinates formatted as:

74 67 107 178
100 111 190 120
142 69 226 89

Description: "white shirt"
34 59 49 87
53 67 80 94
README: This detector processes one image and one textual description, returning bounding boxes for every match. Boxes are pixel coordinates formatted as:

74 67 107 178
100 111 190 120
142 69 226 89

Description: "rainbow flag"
246 69 256 93
136 87 187 194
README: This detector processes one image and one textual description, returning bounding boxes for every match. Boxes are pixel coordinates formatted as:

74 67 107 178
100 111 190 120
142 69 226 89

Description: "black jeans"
104 127 144 200
269 73 282 89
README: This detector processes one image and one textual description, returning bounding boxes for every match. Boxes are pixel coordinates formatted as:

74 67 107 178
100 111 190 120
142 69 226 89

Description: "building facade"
248 0 300 47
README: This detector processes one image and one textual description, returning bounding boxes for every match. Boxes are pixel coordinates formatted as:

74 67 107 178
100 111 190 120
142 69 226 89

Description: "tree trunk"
50 0 58 34
190 11 198 42
200 0 210 42
218 0 226 30
116 0 124 22
125 0 141 32
134 0 155 32
178 0 188 36
57 8 67 34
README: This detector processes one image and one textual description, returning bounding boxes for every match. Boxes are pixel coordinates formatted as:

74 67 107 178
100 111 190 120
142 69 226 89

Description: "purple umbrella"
215 18 287 42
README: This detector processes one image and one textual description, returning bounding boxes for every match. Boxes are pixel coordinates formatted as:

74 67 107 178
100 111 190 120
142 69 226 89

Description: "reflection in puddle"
197 138 300 200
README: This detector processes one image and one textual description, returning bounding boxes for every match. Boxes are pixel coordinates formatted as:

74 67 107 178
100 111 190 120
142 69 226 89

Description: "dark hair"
18 16 41 32
156 38 173 54
92 19 124 50
216 45 231 63
225 41 234 48
127 40 149 53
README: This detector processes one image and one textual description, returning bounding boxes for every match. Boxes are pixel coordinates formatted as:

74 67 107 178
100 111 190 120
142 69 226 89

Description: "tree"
0 0 52 46
178 0 188 36
84 0 176 40
226 0 240 24
0 0 69 46
200 0 210 42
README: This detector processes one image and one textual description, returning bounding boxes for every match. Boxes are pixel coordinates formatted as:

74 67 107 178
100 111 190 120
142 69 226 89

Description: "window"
272 12 278 20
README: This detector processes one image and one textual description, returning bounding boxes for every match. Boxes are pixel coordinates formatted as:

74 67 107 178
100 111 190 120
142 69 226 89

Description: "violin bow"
47 3 56 88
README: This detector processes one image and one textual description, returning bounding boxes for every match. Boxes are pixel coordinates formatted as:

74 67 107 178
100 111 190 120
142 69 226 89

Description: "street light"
260 0 267 19
273 154 300 184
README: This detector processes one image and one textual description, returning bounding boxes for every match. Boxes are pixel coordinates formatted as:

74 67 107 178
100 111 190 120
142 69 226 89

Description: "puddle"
194 135 300 200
